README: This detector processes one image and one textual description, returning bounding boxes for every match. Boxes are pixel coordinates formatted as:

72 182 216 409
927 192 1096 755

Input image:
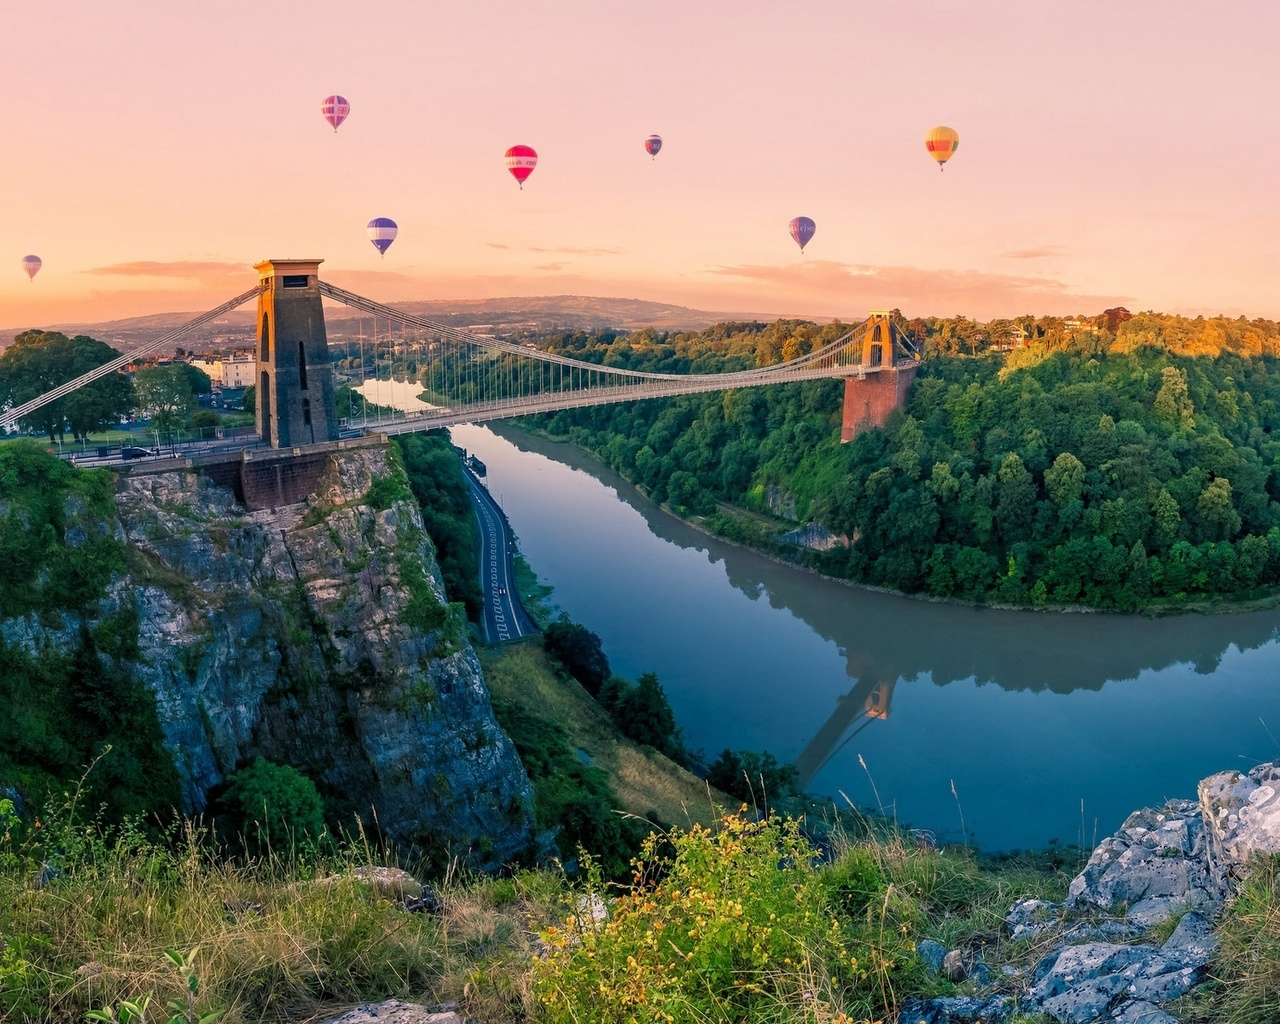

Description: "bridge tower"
254 259 340 448
840 310 919 443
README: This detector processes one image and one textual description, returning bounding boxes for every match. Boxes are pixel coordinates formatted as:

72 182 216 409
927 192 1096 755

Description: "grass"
1173 854 1280 1024
480 643 723 831
0 794 1079 1024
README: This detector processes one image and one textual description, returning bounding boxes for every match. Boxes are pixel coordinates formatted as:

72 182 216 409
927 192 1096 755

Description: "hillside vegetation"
524 312 1280 609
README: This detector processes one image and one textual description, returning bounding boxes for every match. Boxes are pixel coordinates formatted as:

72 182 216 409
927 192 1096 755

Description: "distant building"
185 350 255 388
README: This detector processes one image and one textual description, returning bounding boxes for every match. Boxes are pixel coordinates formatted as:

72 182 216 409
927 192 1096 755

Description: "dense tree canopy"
519 314 1280 610
0 331 135 441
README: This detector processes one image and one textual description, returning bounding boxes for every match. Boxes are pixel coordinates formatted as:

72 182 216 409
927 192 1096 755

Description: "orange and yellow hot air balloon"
925 126 959 170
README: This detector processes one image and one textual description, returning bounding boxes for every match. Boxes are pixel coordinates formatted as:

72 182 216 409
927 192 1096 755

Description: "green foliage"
534 814 918 1024
0 449 176 819
87 949 221 1024
527 320 1280 608
1196 854 1280 1024
214 758 326 856
0 330 135 440
399 557 448 633
492 701 649 878
135 365 199 443
706 748 800 805
393 433 484 617
543 617 611 695
598 672 685 763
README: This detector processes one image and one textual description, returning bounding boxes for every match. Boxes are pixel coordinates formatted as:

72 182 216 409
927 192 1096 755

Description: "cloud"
532 262 564 271
486 243 510 250
705 260 1133 319
84 260 247 280
527 245 622 256
1001 246 1065 260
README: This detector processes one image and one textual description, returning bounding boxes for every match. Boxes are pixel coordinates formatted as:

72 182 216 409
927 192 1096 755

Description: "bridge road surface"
464 462 538 645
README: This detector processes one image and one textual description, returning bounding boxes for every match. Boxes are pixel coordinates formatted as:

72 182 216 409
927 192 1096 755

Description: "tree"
1044 452 1085 507
544 618 611 696
242 383 256 414
217 757 326 855
0 331 135 441
134 365 197 445
613 672 682 761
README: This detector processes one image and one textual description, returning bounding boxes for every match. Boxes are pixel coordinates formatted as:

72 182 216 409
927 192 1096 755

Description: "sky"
3 1 1279 330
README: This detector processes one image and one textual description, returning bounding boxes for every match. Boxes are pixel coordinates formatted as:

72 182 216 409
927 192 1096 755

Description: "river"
450 422 1280 853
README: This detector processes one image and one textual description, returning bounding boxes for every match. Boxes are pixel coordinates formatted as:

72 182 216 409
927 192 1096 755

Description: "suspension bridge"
1 259 921 465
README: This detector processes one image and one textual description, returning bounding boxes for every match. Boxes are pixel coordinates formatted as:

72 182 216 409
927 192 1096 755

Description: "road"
463 463 538 645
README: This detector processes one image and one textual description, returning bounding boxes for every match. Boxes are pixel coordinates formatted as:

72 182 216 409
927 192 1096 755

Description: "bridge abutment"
254 259 340 448
841 364 918 442
840 310 919 442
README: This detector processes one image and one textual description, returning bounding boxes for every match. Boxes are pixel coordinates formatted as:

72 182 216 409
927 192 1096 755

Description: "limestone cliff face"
95 446 534 867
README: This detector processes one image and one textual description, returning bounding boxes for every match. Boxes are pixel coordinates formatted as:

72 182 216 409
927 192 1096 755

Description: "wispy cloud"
1001 246 1065 260
84 260 246 280
527 245 622 256
532 262 564 271
707 260 1132 318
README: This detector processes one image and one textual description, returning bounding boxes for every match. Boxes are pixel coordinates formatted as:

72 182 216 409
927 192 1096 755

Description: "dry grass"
479 643 726 829
0 822 562 1024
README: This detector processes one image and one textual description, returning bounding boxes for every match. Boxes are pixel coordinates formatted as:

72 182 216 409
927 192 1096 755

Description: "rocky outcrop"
5 447 537 869
902 760 1280 1024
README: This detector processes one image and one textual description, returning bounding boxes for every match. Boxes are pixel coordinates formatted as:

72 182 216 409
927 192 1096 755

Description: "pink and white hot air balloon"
321 95 351 132
21 255 41 281
504 145 538 189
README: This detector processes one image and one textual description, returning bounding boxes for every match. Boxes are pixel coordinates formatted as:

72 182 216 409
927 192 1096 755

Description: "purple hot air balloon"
322 95 350 132
789 216 816 253
644 134 663 159
21 255 42 281
366 217 398 256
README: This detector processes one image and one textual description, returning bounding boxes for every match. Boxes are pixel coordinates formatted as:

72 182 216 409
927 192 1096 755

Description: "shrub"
535 814 918 1024
543 618 610 696
216 759 326 856
706 748 799 805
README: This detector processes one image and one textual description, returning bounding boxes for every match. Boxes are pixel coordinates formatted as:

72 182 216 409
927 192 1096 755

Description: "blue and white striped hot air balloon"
366 217 398 257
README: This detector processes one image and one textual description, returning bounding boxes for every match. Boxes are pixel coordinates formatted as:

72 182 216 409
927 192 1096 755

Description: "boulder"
1198 761 1280 887
1066 801 1217 923
897 995 1014 1024
315 1001 461 1024
916 938 946 975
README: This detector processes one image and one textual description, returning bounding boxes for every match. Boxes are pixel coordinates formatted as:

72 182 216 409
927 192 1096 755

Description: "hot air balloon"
322 95 350 132
21 255 41 281
505 145 538 189
925 126 959 170
366 217 398 256
789 217 816 253
644 134 663 159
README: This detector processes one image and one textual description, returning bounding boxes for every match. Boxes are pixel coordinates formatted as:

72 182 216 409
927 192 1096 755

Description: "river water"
451 423 1280 853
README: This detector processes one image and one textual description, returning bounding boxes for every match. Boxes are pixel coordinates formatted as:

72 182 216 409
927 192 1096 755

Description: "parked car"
120 446 159 459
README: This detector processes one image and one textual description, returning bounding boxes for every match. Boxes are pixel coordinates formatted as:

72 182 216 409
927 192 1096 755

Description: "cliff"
2 444 537 868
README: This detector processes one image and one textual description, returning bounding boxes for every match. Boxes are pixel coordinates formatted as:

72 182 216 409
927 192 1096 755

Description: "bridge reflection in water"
470 421 1280 851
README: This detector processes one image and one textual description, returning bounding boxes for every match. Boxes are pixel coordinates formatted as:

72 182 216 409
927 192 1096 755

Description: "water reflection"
465 422 1280 849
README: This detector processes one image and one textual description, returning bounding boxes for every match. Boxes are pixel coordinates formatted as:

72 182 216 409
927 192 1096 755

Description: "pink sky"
3 1 1278 330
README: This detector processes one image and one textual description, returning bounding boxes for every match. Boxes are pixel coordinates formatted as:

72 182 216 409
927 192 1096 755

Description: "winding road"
463 462 539 645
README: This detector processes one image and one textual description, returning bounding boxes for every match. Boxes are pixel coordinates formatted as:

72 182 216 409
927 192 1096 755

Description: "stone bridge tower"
840 310 919 442
254 259 339 448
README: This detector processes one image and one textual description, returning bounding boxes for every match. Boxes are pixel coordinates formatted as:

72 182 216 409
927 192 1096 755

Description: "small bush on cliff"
598 672 685 764
215 758 326 856
534 813 918 1024
543 617 610 696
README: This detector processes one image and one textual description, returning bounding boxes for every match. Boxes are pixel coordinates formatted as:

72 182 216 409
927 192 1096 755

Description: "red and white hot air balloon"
321 95 351 132
21 255 42 281
504 145 538 189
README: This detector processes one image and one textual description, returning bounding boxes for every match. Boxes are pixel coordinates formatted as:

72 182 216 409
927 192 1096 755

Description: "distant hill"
0 295 749 352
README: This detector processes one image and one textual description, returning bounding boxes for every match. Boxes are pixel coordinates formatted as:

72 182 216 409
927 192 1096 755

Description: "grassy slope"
480 643 724 830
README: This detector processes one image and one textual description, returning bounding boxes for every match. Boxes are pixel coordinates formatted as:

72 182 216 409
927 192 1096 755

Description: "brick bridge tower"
254 259 340 448
840 310 919 442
